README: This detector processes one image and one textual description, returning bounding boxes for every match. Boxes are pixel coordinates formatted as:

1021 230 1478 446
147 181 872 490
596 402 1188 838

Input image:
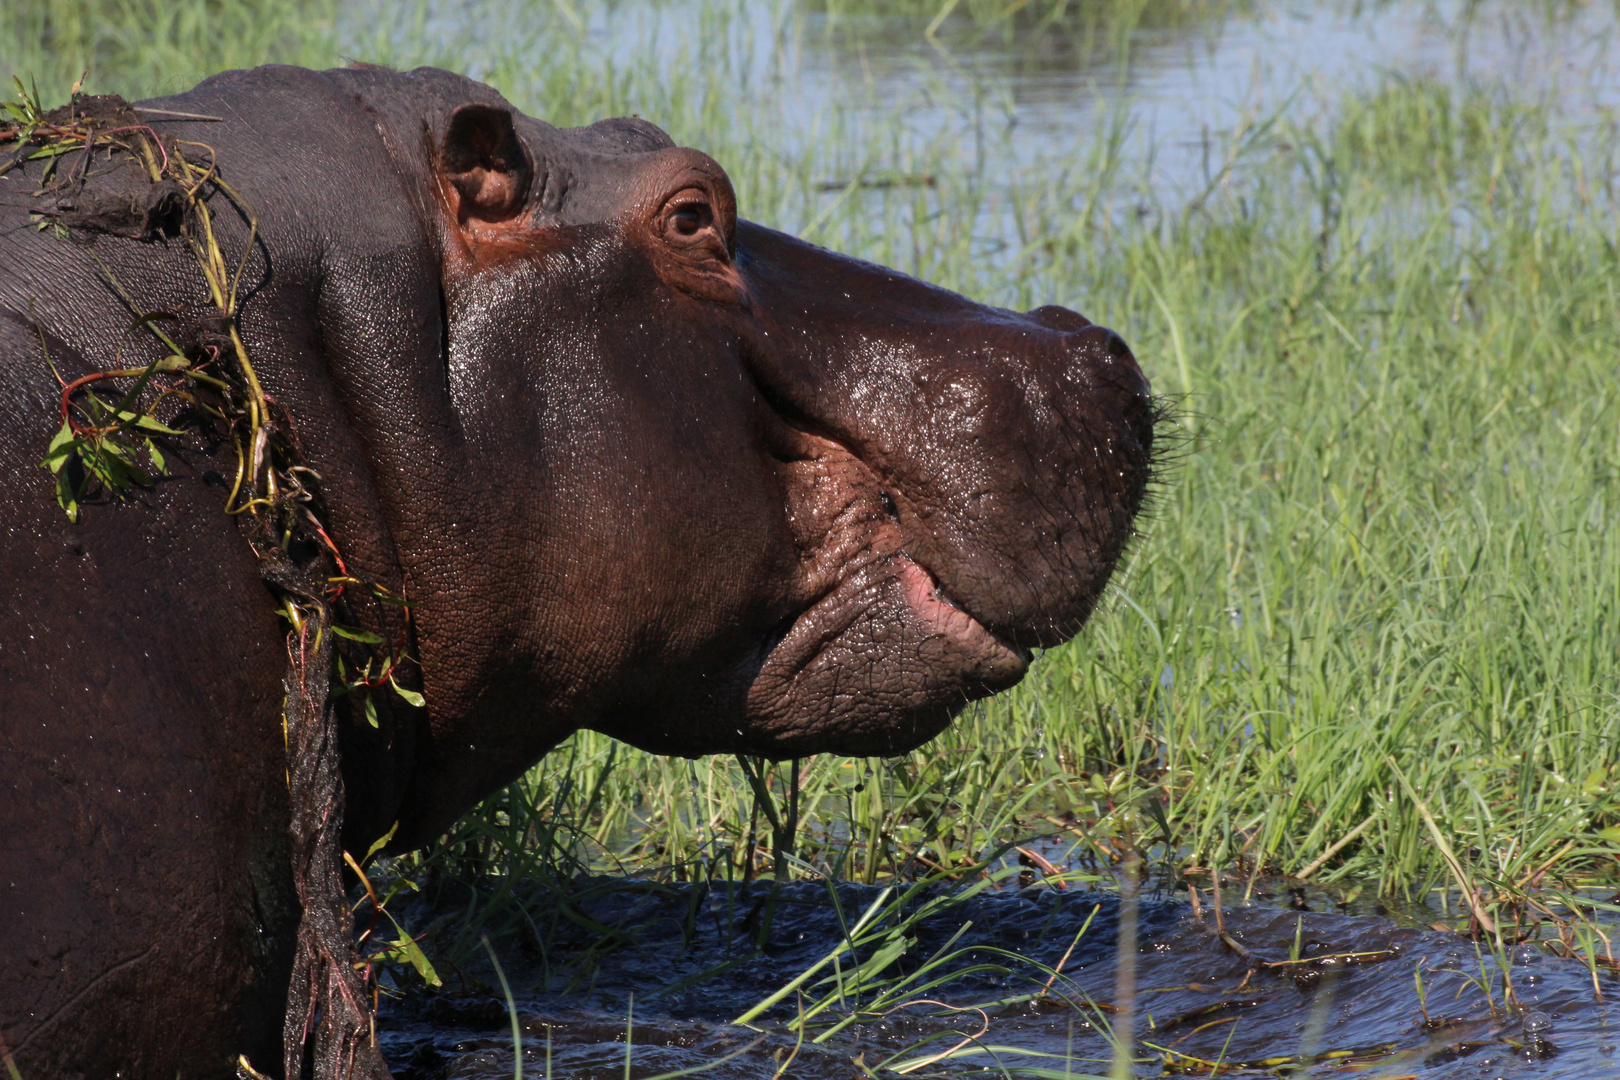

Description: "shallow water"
413 0 1620 200
378 878 1620 1078
776 0 1620 191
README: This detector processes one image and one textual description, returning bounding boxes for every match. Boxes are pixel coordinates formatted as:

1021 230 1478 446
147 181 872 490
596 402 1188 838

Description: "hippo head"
337 71 1155 842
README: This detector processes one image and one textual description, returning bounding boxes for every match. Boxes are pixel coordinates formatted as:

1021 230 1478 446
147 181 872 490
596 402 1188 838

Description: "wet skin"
0 65 1152 1077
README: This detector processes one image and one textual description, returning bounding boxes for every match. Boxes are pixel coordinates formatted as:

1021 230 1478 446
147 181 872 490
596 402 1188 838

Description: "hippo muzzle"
718 224 1156 756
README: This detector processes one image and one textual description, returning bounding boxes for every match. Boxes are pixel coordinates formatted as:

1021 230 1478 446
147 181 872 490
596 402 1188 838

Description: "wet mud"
377 879 1620 1078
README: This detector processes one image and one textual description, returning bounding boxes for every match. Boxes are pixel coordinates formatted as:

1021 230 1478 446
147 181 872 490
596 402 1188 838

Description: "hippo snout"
722 221 1157 753
898 315 1155 651
1065 323 1157 475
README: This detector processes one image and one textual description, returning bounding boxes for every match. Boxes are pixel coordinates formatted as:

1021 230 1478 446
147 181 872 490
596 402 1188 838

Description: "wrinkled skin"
0 66 1153 1078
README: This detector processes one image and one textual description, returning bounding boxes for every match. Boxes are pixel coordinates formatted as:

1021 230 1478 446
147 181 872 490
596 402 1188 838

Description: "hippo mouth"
741 531 1032 758
892 556 1032 669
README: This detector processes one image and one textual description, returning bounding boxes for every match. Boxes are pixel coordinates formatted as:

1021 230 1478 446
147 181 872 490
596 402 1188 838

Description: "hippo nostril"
1123 391 1156 453
1069 325 1150 401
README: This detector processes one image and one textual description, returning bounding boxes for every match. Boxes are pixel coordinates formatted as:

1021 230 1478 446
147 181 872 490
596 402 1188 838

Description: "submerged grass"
8 0 1620 1067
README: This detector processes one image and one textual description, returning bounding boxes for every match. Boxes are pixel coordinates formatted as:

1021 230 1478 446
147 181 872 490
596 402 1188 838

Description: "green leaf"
330 624 386 644
362 692 379 729
375 931 441 988
363 820 400 862
389 672 426 709
1599 825 1620 845
115 410 183 436
84 439 152 490
43 420 76 472
53 467 78 522
78 388 111 425
98 437 133 462
145 438 166 475
403 939 441 986
371 905 441 987
41 440 82 470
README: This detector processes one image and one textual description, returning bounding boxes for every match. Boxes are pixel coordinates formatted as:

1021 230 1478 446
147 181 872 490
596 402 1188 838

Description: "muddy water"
378 879 1620 1078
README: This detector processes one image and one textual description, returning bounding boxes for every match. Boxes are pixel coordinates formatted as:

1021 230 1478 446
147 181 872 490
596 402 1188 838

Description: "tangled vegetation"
0 77 422 1079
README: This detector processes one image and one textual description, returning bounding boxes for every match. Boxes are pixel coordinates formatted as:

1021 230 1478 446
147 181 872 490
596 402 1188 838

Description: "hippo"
0 65 1154 1079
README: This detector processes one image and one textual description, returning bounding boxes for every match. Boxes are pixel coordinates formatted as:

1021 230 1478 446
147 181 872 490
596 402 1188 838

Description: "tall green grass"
6 0 1620 958
0 0 337 97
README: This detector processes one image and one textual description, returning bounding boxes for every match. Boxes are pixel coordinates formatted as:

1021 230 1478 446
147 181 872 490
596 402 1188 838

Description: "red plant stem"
60 369 191 438
308 516 350 577
60 367 151 434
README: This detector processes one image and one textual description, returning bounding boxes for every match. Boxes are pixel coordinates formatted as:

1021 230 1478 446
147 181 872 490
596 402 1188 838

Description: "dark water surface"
378 878 1620 1078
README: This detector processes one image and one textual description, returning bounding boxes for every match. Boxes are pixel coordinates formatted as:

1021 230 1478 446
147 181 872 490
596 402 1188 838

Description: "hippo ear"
440 104 532 222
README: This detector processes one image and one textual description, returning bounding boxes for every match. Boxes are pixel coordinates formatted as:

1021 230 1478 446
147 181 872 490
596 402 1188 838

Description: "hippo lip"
776 545 1034 684
892 555 1033 668
740 544 1033 757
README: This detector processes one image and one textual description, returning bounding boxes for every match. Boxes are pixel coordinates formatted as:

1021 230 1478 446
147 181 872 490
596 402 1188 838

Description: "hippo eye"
664 196 714 242
673 203 707 235
651 180 738 296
